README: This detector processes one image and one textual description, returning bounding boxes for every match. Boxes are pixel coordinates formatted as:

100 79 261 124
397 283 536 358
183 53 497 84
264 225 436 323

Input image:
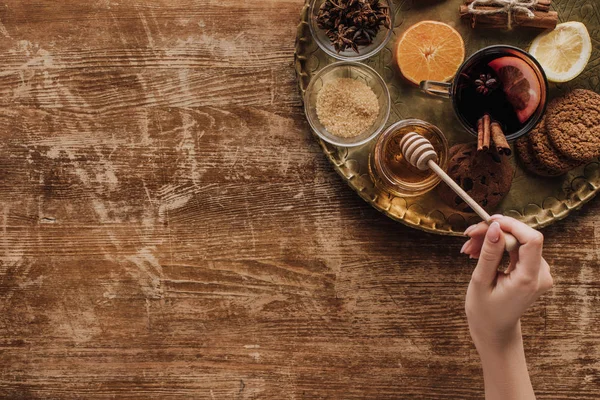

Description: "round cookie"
546 89 600 162
515 134 563 177
529 118 581 174
439 143 514 212
448 142 471 160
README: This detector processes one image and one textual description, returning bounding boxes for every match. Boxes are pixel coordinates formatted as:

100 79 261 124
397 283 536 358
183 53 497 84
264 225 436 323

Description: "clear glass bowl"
369 119 449 197
304 61 391 148
308 0 394 61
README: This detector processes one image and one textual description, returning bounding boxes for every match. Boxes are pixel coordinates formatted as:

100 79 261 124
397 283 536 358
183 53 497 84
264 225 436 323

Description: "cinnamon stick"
477 118 485 152
459 5 558 30
483 114 491 151
463 0 551 13
491 122 511 156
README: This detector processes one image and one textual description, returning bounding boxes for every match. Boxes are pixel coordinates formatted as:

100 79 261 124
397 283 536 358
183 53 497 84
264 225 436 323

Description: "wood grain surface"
0 1 598 398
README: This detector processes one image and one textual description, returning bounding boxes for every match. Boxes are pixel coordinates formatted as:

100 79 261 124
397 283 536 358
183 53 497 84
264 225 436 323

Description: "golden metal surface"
295 0 600 236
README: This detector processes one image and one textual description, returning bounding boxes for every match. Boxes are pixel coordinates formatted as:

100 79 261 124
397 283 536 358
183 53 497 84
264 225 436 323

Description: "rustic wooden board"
0 1 598 399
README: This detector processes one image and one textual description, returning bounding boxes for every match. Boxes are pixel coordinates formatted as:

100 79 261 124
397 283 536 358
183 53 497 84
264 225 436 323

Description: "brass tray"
295 0 600 236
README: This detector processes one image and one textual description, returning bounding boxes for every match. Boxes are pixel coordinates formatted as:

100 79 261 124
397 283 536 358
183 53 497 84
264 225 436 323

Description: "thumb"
472 222 505 287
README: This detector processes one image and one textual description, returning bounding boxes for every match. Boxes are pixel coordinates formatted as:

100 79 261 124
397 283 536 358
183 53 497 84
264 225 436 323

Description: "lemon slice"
529 22 592 83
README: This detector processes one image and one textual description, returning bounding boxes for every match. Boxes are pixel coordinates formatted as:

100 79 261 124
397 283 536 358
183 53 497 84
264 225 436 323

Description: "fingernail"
488 222 501 243
490 214 503 220
464 224 477 236
460 240 470 254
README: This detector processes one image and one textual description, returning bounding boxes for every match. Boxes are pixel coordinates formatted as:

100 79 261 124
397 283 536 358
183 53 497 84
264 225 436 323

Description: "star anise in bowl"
315 0 391 54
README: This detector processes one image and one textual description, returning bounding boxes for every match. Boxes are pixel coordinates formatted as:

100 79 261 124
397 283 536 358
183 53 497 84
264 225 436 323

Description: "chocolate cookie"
529 118 581 175
449 142 471 159
439 143 514 212
515 133 563 177
546 89 600 162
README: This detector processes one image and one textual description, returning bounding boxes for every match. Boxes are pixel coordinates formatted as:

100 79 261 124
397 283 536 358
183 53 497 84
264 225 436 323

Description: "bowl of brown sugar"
304 61 391 147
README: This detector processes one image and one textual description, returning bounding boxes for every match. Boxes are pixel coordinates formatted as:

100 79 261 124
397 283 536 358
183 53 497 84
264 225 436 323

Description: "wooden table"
0 1 598 398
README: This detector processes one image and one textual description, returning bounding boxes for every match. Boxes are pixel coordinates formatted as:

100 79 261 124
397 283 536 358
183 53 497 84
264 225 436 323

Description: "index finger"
490 215 544 272
464 221 489 238
489 215 544 245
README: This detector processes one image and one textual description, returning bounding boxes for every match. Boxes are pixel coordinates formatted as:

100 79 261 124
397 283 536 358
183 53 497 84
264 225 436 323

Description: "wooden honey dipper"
399 132 519 252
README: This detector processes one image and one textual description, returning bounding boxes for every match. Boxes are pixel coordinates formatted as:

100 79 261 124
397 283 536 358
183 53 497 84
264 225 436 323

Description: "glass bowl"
368 119 449 197
304 61 391 148
308 0 394 61
452 45 549 142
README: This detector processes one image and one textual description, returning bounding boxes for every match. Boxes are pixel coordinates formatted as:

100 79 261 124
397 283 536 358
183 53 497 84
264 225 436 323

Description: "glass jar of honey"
368 119 449 197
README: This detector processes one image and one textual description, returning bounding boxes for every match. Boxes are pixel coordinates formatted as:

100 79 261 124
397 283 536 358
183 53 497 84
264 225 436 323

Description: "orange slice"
396 21 465 85
489 57 542 124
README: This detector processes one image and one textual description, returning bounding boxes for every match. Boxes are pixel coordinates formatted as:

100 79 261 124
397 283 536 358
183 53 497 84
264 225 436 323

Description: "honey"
369 119 448 197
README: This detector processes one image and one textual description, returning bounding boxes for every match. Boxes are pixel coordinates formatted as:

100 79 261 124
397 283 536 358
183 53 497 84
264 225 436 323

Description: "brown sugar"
316 78 379 138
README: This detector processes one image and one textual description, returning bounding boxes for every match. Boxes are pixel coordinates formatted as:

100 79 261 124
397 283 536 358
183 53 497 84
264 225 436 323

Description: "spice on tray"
316 0 391 53
491 122 511 156
459 0 558 30
477 114 511 156
477 114 491 152
316 78 379 138
474 73 499 96
477 117 485 151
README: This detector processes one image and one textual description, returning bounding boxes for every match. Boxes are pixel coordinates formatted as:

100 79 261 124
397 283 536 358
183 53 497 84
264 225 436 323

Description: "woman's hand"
461 216 553 400
462 216 553 349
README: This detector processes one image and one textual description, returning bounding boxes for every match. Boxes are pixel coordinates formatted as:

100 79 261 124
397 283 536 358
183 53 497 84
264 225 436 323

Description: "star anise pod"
327 25 359 53
353 27 376 45
474 73 499 95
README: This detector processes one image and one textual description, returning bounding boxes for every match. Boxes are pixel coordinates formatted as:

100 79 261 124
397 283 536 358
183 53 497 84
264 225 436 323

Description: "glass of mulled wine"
420 45 548 141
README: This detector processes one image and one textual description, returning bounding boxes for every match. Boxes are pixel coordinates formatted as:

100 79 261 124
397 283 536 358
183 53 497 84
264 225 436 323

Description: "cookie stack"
516 89 600 177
